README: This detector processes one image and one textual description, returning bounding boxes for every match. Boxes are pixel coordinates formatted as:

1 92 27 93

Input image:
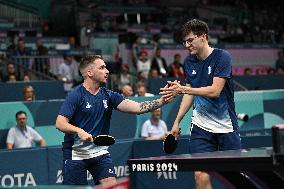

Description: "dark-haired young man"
160 19 242 189
55 55 172 187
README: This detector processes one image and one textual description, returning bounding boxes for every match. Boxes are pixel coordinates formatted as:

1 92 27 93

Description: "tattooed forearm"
139 100 160 113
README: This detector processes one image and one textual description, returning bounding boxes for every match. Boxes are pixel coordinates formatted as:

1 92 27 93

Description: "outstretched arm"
117 83 175 114
160 77 226 98
117 97 166 114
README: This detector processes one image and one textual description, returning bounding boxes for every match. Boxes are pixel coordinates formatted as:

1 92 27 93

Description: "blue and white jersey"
58 85 124 160
184 48 238 133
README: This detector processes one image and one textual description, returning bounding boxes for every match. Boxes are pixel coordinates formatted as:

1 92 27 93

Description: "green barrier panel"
235 91 264 129
35 126 64 146
0 102 35 129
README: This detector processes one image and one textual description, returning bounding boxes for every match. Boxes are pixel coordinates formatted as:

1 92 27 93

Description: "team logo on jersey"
103 100 108 109
192 70 196 74
86 102 92 109
208 66 211 74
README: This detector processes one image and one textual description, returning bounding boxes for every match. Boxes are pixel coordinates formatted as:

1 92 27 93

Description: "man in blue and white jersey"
160 19 242 189
55 55 172 187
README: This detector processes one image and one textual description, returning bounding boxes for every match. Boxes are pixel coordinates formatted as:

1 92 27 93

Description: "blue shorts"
189 124 242 154
62 153 116 185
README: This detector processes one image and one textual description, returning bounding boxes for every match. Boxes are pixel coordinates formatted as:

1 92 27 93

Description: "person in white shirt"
6 111 45 149
58 51 78 92
141 108 168 140
136 50 151 79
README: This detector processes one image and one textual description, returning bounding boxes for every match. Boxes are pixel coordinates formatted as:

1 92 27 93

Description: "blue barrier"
0 81 66 102
0 148 49 187
234 75 284 90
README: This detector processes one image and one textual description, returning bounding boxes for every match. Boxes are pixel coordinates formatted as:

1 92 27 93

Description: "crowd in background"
0 0 284 96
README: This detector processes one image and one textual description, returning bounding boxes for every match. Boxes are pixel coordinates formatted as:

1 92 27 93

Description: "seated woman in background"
23 85 35 101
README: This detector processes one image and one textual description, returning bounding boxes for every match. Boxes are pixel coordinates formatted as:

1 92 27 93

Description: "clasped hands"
160 80 184 103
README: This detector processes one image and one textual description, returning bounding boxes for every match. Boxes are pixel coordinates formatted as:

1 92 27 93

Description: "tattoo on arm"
139 100 159 113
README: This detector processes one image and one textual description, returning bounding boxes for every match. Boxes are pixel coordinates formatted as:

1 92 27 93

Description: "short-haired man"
6 111 46 149
141 108 168 140
55 55 173 187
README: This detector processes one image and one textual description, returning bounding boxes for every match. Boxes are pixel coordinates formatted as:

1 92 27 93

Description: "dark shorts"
189 124 242 154
62 153 116 185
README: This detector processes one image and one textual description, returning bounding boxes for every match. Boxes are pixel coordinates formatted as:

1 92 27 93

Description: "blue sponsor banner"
0 148 49 187
46 146 63 185
109 140 133 178
0 81 65 102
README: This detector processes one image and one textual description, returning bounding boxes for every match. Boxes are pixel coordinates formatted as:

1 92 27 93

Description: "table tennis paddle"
163 133 178 154
93 135 115 146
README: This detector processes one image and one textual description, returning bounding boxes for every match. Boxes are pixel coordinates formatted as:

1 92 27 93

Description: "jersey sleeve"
214 50 232 79
58 90 79 119
109 90 125 109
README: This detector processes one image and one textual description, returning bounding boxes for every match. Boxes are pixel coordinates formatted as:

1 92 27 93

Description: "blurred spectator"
244 67 252 75
134 82 154 97
148 68 161 79
168 53 185 79
23 74 31 82
276 67 284 75
80 22 91 48
267 68 276 75
131 35 142 68
6 74 17 82
23 70 33 81
58 51 79 93
121 84 134 97
151 48 168 77
141 108 168 140
23 85 35 101
275 51 284 70
137 71 147 83
33 39 49 74
2 63 20 82
118 64 131 90
6 111 45 149
42 21 52 36
13 38 31 69
68 36 77 49
36 38 48 55
6 34 18 55
136 49 151 79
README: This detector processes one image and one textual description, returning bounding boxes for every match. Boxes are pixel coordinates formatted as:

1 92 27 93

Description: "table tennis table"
128 148 284 188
